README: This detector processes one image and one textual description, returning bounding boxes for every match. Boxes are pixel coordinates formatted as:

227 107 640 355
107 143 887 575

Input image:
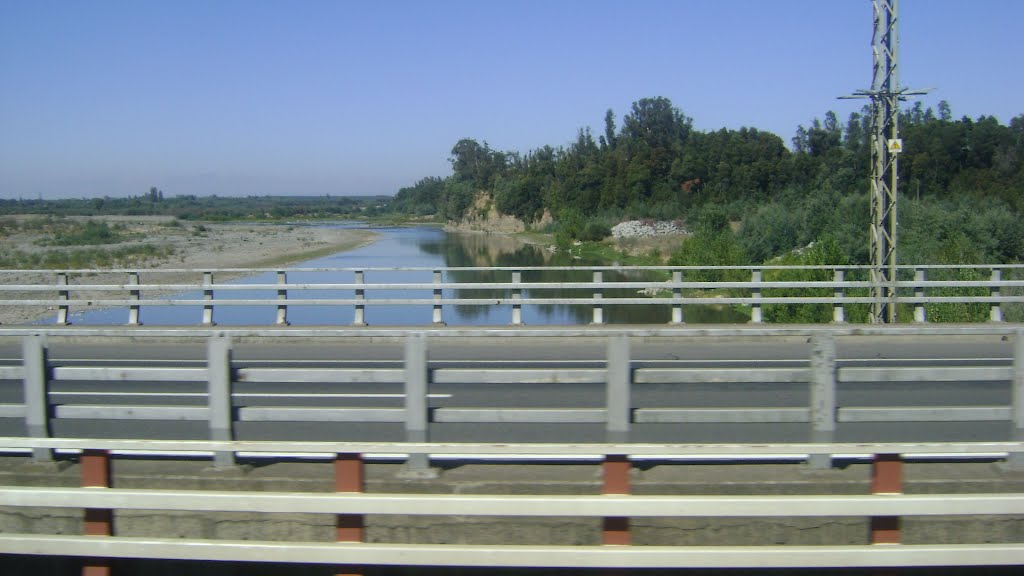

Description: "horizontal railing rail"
2 326 1022 471
2 437 1024 570
2 264 1022 325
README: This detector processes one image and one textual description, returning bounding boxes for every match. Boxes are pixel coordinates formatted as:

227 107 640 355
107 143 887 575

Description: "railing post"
808 333 837 469
592 271 604 325
510 270 523 326
276 271 289 326
81 448 112 576
832 270 845 324
750 269 763 324
602 454 631 546
128 271 141 326
353 270 366 326
870 453 903 544
671 270 684 324
914 268 927 323
432 269 445 326
335 452 365 576
56 272 70 325
207 334 234 467
23 334 52 462
1009 329 1024 469
606 335 631 444
403 334 434 476
202 271 215 326
990 268 1004 323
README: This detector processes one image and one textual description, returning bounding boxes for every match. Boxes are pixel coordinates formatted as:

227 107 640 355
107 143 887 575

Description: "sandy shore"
0 217 378 325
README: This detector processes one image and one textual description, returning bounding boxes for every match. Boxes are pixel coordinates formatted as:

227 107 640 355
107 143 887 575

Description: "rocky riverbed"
0 216 377 325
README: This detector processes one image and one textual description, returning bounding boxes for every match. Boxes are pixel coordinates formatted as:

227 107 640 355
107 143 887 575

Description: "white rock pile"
611 220 686 238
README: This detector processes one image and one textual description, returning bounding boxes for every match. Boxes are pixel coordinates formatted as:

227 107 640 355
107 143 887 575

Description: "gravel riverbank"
0 217 377 325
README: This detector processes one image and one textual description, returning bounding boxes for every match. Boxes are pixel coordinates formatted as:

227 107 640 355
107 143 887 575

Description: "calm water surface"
67 224 745 325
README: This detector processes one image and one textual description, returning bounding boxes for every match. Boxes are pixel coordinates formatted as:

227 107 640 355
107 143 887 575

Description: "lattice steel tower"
842 0 926 323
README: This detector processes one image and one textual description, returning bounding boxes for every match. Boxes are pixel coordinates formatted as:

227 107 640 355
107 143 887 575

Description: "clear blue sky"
1 0 1021 200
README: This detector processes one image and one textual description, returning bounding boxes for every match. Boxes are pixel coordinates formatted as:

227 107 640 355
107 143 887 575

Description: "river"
67 224 746 325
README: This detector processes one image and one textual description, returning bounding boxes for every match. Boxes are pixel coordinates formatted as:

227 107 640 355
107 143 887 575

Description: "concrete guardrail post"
750 269 763 324
202 271 215 326
207 334 234 467
870 453 903 544
403 334 434 476
606 335 631 444
990 268 1003 323
592 271 604 325
832 270 845 324
128 271 141 326
671 270 684 324
432 269 445 326
56 272 70 325
511 270 523 325
1010 330 1024 469
276 271 289 326
914 268 927 323
353 270 366 326
808 333 837 469
22 334 52 462
81 448 113 576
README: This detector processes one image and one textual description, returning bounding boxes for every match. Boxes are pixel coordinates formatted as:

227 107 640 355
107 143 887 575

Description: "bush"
581 221 612 241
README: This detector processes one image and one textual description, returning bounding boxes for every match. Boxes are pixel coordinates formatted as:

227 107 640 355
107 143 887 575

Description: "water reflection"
65 225 746 326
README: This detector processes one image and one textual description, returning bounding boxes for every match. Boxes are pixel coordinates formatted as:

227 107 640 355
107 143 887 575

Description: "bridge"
1 265 1024 574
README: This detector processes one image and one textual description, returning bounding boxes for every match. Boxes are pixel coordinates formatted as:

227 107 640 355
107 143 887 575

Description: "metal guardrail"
2 264 1023 325
1 326 1022 470
2 437 1024 570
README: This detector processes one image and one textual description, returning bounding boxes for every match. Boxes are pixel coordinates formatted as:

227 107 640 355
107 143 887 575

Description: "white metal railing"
1 264 1022 325
1 437 1024 570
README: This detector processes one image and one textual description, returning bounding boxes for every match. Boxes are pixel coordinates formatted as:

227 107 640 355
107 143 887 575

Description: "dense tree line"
0 193 388 221
390 96 1024 267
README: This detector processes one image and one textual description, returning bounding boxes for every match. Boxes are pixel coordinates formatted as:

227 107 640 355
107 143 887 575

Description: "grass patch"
0 244 176 270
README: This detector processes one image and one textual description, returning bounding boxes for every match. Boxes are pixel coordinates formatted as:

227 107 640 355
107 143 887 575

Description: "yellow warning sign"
888 139 903 153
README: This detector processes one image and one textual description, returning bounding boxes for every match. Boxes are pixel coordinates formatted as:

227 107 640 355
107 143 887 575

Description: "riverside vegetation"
390 96 1024 322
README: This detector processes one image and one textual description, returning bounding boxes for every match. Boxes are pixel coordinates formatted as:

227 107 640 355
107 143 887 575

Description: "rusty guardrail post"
335 452 365 576
870 453 903 544
602 454 631 546
81 448 112 576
